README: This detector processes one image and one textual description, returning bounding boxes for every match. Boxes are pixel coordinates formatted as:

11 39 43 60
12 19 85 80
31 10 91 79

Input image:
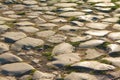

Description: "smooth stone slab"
39 23 57 30
79 39 105 48
71 61 115 71
36 30 55 38
101 17 119 23
33 71 55 80
58 25 80 31
107 44 120 53
2 32 27 43
0 52 23 64
84 49 104 59
102 57 120 67
47 53 81 67
64 72 97 80
17 27 39 33
15 21 35 26
11 37 44 51
52 42 74 55
108 32 120 40
47 34 67 43
85 30 110 37
86 23 109 29
88 0 111 2
0 25 10 33
112 24 120 30
1 62 35 76
54 3 77 7
95 3 115 7
23 0 38 5
0 42 9 53
60 12 85 17
70 35 92 42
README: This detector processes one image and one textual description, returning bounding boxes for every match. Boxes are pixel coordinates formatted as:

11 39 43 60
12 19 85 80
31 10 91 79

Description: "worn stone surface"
0 0 120 79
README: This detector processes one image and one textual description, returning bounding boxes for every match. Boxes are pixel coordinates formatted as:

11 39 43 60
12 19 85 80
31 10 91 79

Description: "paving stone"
86 23 109 29
47 53 81 67
17 26 39 33
84 30 111 37
71 61 116 71
1 62 35 76
47 34 67 43
79 39 105 48
59 12 85 17
0 52 23 64
58 25 80 31
11 37 44 51
15 21 35 26
52 42 74 55
0 42 9 53
64 72 97 80
33 71 55 80
36 30 55 38
2 32 27 43
84 49 105 59
107 32 120 40
0 25 10 33
102 57 120 67
54 3 77 7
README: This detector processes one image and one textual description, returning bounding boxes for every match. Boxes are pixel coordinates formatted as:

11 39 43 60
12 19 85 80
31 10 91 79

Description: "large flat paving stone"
11 37 44 51
1 62 35 76
2 32 27 43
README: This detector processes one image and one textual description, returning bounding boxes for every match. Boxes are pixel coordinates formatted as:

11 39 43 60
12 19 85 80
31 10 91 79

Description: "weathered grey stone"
107 44 120 53
86 23 109 29
102 57 120 67
52 42 74 55
36 30 55 38
11 37 44 51
59 25 80 31
70 35 92 42
108 32 120 40
71 61 115 71
54 3 77 7
85 30 110 37
88 0 111 2
2 32 27 42
0 42 9 53
84 49 104 59
64 72 97 80
47 34 67 43
15 21 35 26
1 62 35 76
47 53 81 67
17 27 39 33
23 0 38 5
0 52 22 64
0 25 10 33
79 39 105 48
60 12 85 17
33 71 55 80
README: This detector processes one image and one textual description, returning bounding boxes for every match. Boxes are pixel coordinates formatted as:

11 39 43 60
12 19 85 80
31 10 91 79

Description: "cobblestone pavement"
0 0 120 80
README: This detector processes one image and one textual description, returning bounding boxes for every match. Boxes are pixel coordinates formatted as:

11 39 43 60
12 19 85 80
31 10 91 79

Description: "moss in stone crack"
56 78 64 80
111 4 120 11
43 52 54 61
17 11 25 15
70 42 80 47
111 0 119 3
97 42 110 50
68 16 78 21
30 69 36 74
99 60 112 65
117 19 120 24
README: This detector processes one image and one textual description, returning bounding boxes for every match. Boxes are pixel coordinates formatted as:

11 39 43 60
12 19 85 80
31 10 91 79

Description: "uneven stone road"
0 0 120 80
